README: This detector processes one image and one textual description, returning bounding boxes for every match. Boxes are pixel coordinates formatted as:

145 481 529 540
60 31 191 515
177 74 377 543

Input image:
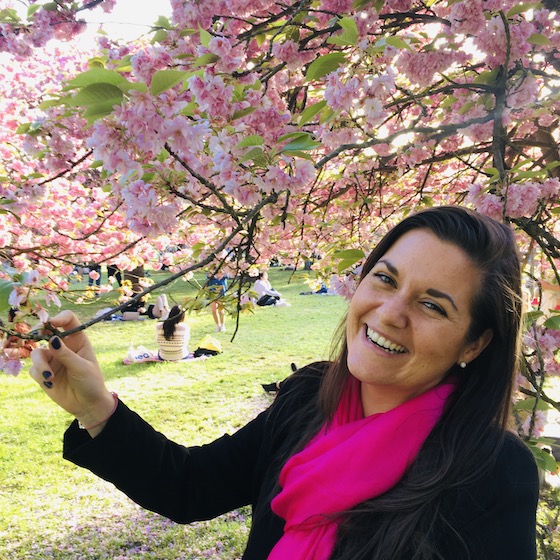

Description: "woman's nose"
377 294 408 329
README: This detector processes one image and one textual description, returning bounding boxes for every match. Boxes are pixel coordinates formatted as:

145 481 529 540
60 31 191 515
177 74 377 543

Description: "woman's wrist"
76 392 118 435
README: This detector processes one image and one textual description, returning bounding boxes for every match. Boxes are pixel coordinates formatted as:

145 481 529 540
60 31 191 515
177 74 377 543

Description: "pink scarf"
268 376 456 560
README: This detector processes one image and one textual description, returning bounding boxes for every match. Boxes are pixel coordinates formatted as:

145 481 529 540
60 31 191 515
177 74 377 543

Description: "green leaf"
67 68 126 89
524 309 544 328
513 397 551 412
327 16 359 46
458 100 476 115
154 16 171 30
278 132 310 142
199 27 212 47
0 280 14 313
0 8 20 23
115 55 133 71
529 445 558 474
180 100 197 116
281 150 316 161
305 53 347 82
232 106 257 120
299 100 327 125
543 315 560 330
527 33 552 46
248 79 262 91
151 29 169 44
119 82 148 93
385 36 412 50
150 70 189 96
193 53 220 67
39 98 65 110
191 242 206 260
334 249 365 273
69 83 123 108
87 57 106 69
473 68 500 85
82 102 120 125
16 123 31 134
285 25 300 43
27 4 42 18
439 95 457 109
236 135 264 148
156 148 170 162
233 83 246 102
280 133 321 152
319 106 336 124
353 0 375 8
238 147 267 166
42 3 58 12
513 169 546 180
507 3 542 17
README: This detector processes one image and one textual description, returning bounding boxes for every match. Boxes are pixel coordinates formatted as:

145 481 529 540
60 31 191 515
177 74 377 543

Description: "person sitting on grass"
155 305 190 361
253 271 283 306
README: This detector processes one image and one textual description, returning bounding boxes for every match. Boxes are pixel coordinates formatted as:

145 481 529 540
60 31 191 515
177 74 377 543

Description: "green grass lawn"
0 269 347 559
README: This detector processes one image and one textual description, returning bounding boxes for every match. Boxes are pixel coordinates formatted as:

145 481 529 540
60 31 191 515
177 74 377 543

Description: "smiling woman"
29 206 538 560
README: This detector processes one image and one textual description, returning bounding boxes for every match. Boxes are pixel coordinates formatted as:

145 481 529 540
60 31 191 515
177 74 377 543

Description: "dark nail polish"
42 371 52 380
43 381 53 389
51 337 61 350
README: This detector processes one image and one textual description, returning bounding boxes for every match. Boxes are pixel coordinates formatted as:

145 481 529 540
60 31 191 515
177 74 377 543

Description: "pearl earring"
459 361 467 369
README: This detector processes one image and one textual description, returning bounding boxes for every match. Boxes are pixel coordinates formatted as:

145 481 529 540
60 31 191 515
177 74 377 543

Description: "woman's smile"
365 325 408 354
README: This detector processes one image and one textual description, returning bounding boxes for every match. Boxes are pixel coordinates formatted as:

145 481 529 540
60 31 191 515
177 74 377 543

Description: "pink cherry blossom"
0 355 24 376
448 0 486 36
188 74 235 120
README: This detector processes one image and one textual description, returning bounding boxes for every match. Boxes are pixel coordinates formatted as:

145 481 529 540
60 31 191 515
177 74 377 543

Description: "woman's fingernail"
43 381 53 389
51 337 61 350
42 371 52 380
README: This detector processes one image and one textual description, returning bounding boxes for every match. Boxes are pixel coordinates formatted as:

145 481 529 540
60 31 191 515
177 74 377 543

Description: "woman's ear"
462 328 493 365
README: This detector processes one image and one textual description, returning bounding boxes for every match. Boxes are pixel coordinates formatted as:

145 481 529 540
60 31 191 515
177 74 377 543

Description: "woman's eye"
422 301 447 316
373 272 395 286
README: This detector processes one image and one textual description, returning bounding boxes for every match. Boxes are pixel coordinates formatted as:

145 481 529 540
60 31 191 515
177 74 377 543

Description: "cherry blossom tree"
1 2 559 538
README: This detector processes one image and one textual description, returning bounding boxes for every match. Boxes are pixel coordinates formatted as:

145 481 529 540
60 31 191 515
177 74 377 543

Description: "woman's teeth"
366 327 406 354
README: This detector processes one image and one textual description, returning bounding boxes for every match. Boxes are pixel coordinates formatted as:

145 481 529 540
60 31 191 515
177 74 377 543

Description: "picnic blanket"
123 335 223 365
123 346 205 365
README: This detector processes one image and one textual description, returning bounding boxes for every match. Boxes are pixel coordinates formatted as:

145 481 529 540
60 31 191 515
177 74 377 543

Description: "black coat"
63 363 539 559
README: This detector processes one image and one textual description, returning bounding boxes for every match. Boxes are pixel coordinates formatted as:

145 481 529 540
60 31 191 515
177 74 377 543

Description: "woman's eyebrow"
378 259 458 311
426 288 458 311
378 259 398 275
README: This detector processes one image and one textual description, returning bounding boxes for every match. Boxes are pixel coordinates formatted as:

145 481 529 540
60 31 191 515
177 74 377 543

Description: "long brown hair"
162 305 185 340
276 206 524 559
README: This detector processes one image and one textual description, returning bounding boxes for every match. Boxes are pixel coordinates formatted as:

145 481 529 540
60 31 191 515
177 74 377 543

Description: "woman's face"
346 229 492 415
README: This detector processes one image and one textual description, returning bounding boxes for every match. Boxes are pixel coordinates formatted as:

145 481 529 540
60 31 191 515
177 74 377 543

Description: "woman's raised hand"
29 310 116 435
